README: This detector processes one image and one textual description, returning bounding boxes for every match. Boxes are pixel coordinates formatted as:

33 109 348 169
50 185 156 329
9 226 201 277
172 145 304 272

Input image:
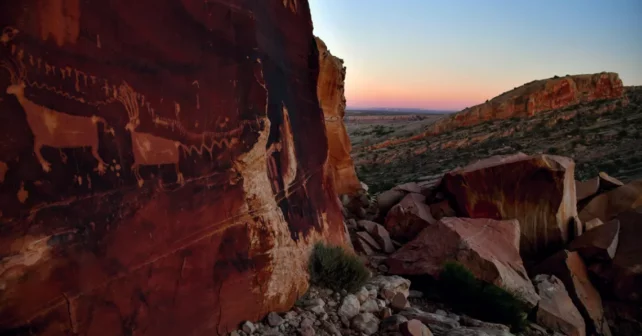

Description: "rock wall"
0 1 347 334
315 37 361 195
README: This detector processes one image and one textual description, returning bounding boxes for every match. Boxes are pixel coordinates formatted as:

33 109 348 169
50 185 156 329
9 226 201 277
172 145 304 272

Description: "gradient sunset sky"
309 0 642 111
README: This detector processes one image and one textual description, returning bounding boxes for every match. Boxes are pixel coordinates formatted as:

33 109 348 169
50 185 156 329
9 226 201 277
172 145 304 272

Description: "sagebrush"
308 243 369 293
439 261 529 332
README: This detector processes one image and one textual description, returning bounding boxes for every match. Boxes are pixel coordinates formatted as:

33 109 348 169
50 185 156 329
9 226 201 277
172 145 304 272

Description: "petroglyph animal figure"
116 82 184 187
1 59 111 174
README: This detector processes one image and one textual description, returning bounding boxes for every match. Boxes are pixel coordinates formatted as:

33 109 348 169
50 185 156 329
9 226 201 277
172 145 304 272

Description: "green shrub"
308 243 369 293
439 262 529 332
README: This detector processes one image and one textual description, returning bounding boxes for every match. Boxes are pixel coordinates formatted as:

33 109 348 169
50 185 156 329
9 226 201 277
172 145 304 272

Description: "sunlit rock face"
0 0 347 334
315 37 361 195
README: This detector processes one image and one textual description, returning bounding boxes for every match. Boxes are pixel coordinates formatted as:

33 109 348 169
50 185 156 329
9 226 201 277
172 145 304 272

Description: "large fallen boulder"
578 180 642 223
533 274 586 336
441 154 577 261
377 189 408 215
0 1 348 334
590 211 642 303
384 193 436 242
533 251 612 336
569 219 619 262
386 217 539 309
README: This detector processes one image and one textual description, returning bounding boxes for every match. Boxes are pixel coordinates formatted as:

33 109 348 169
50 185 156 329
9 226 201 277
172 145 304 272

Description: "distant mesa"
366 72 627 150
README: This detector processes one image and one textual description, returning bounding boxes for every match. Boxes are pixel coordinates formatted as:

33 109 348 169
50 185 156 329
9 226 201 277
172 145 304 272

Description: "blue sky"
309 0 642 110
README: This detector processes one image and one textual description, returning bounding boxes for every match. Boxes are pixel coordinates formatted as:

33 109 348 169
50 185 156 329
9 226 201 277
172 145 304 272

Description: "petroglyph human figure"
1 59 111 174
116 81 184 187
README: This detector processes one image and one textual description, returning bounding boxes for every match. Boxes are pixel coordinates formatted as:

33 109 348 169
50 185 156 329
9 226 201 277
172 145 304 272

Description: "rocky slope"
353 86 642 194
316 37 361 195
366 72 627 150
0 1 347 334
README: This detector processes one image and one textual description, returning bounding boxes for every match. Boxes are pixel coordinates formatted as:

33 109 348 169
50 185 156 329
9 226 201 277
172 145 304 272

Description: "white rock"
356 287 370 303
360 299 380 313
351 312 380 335
368 275 411 298
338 294 360 320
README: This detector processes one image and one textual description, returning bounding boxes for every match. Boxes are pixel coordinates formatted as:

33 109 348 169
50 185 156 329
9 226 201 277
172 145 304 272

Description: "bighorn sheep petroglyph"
1 58 112 174
116 81 185 187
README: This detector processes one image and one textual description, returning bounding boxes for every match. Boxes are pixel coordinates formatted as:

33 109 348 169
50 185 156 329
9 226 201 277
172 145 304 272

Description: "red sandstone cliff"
316 37 361 195
429 72 625 135
366 72 626 150
0 1 346 334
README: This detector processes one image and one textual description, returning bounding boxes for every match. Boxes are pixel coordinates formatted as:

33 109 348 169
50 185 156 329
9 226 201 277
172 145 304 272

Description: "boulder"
0 1 349 334
356 237 376 256
367 275 411 298
401 319 434 336
533 251 611 336
533 274 586 336
391 292 410 311
356 231 382 251
400 308 460 335
598 172 624 191
394 182 423 194
356 287 370 303
380 307 393 319
441 153 577 261
578 180 642 223
591 211 642 302
385 193 436 241
569 219 620 262
266 312 285 327
429 200 457 221
584 218 604 231
378 189 408 214
351 312 380 335
381 314 409 332
576 178 600 202
387 217 539 309
371 224 396 254
242 321 256 334
358 220 379 232
316 37 361 195
338 294 361 320
360 299 380 314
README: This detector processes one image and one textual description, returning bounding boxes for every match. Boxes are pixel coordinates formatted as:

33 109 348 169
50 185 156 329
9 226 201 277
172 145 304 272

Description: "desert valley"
0 1 641 336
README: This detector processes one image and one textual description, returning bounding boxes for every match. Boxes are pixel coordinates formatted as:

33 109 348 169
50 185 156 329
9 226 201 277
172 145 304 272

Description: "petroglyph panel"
0 1 346 335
